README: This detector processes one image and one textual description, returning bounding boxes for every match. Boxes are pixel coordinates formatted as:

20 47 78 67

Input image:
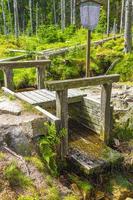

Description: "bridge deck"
15 89 85 106
68 120 122 175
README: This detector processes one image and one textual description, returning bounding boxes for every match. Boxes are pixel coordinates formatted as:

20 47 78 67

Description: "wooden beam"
36 67 45 89
35 106 61 123
56 90 68 159
0 60 51 69
3 69 14 90
45 75 120 91
100 83 112 144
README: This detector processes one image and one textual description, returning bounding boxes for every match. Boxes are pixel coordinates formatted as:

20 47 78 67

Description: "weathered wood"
36 67 45 89
0 55 29 62
100 83 112 144
0 60 51 69
3 68 14 90
35 106 60 123
0 60 50 90
45 75 120 91
56 90 68 159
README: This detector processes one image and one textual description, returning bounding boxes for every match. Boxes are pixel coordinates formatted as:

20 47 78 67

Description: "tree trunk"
107 0 110 36
1 0 7 35
53 0 57 25
61 0 65 30
71 0 76 25
13 0 19 38
36 2 39 35
124 0 132 53
120 0 125 33
29 0 33 35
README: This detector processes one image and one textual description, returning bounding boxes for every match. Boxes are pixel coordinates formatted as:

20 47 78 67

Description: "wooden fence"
0 60 51 90
45 74 120 158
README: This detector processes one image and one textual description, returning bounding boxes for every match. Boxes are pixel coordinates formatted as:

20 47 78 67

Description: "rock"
0 98 22 115
0 113 47 156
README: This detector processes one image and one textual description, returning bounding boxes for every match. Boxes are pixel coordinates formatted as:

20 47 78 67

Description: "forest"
0 0 133 200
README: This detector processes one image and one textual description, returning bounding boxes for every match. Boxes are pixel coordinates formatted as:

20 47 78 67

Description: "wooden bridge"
0 60 121 171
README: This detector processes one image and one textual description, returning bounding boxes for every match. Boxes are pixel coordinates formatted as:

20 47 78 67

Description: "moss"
0 152 5 160
64 195 80 200
4 162 33 188
25 156 45 172
106 174 133 194
17 195 39 200
45 187 61 200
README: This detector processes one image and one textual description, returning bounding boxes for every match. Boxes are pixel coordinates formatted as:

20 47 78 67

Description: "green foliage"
4 162 32 188
64 195 80 200
38 25 76 44
68 174 93 198
39 123 66 176
13 68 36 89
0 152 5 160
25 156 45 172
18 195 39 200
95 6 107 33
106 174 133 193
45 187 61 200
111 54 133 82
114 116 133 141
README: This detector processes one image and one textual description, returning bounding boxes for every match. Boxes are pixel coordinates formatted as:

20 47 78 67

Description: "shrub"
45 187 60 200
4 162 32 188
39 123 66 176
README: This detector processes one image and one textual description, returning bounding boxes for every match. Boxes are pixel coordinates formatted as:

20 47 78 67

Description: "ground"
0 87 133 199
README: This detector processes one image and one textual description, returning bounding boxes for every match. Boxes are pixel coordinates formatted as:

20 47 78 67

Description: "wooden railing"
45 74 120 158
0 60 51 90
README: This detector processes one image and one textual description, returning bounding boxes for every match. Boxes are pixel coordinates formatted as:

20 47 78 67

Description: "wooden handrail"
0 60 51 69
45 74 120 91
0 60 51 90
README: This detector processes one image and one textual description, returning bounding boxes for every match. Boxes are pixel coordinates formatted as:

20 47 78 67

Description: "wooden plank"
45 75 120 91
32 90 54 101
35 106 60 123
100 83 112 144
41 89 56 97
15 93 36 104
20 92 45 103
28 91 51 102
36 67 45 89
2 87 15 96
35 90 55 101
0 60 51 69
56 90 68 159
3 68 14 90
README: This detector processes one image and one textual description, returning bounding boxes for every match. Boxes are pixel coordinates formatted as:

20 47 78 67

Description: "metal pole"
86 29 91 77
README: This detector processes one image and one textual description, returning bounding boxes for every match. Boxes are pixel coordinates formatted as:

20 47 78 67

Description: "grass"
4 162 33 188
25 156 45 172
0 152 5 160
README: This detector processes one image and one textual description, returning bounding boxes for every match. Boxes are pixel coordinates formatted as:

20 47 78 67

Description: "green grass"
4 162 33 188
0 152 5 160
25 156 45 172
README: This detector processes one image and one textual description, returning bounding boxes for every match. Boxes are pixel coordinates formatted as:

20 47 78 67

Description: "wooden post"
3 68 14 90
86 30 91 77
56 89 68 160
100 83 112 144
36 67 45 89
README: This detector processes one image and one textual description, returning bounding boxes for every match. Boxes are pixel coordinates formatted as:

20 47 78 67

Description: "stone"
0 113 47 156
0 98 22 115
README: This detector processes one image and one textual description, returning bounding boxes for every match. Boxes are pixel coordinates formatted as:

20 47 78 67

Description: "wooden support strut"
56 90 68 159
100 83 112 144
3 68 14 91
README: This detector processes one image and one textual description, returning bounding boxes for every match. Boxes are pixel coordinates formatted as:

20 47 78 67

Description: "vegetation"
4 162 32 188
39 123 66 176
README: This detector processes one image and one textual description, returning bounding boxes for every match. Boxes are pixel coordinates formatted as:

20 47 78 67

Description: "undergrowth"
4 162 32 188
38 123 66 177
